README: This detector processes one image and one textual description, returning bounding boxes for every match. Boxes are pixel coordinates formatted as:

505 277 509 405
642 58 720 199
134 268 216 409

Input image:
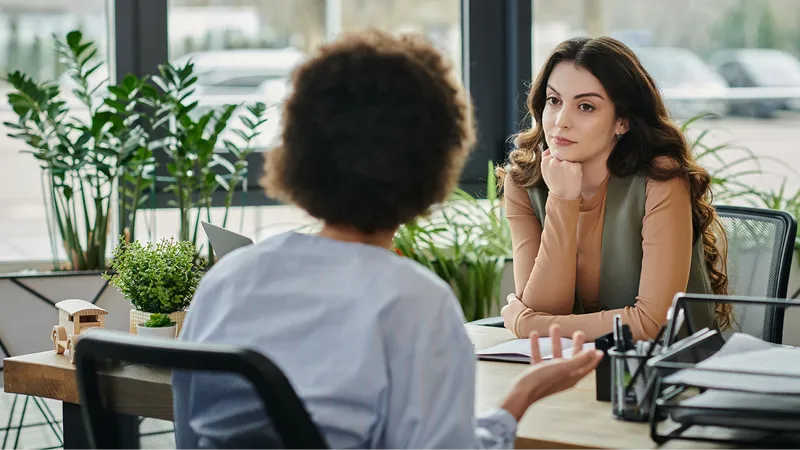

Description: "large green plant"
393 162 511 321
220 102 270 230
147 61 237 250
137 62 270 264
3 31 155 270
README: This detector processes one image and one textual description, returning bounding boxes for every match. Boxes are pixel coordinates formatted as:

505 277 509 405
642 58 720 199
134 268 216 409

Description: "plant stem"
129 168 145 241
41 171 59 270
176 157 189 242
222 168 242 229
206 199 215 265
79 178 91 262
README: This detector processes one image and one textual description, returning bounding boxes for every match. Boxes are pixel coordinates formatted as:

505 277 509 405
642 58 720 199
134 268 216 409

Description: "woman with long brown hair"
500 36 729 341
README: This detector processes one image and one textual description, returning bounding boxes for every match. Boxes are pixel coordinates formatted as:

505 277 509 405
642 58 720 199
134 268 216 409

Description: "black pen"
612 314 626 415
613 314 625 351
651 323 667 351
622 324 634 350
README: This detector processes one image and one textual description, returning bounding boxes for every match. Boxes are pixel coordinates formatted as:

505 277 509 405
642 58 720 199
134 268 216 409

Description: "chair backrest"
74 329 328 449
714 205 797 342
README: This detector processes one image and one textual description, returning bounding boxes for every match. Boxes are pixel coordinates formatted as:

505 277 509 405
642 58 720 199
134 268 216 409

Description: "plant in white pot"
136 313 177 339
103 237 203 336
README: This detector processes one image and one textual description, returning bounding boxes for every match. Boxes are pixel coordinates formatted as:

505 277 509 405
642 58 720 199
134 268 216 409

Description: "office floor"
0 373 175 449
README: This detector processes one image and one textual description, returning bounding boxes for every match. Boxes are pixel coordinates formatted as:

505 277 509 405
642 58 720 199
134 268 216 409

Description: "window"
532 0 800 204
157 0 463 242
0 1 111 264
0 0 468 262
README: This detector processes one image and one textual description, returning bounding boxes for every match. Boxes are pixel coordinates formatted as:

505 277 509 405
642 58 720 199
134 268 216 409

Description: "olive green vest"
526 173 715 328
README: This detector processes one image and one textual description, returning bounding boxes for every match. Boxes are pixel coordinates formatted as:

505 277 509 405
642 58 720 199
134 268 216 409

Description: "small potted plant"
103 237 204 336
136 313 177 339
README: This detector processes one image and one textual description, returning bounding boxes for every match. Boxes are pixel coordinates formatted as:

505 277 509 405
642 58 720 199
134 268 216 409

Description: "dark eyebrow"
575 92 604 100
547 84 604 100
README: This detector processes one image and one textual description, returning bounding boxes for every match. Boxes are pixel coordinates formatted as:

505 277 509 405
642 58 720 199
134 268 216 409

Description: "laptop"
201 222 254 258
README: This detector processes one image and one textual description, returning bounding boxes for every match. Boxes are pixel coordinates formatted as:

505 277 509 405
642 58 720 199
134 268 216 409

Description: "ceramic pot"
129 309 187 336
135 323 177 339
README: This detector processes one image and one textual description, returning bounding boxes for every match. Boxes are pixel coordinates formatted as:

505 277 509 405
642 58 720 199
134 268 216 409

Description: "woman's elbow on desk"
505 299 668 341
517 288 575 316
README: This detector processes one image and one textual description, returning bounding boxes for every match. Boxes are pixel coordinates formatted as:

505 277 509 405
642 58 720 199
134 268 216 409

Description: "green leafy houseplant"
680 113 766 204
146 61 237 249
141 313 176 328
220 102 270 230
5 29 269 270
393 162 512 321
3 30 155 270
137 62 271 264
103 237 203 314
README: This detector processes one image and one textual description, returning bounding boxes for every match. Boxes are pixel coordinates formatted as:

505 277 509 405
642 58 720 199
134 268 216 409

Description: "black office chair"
470 205 797 337
710 205 796 342
74 329 328 449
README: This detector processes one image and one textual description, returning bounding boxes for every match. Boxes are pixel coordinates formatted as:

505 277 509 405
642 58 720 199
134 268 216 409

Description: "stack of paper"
664 333 800 433
664 333 800 394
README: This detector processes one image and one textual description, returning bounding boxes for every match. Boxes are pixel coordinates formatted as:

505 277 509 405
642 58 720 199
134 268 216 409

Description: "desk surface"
4 325 717 449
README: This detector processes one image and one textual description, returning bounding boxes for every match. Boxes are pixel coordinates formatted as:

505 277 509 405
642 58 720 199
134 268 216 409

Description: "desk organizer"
647 294 800 447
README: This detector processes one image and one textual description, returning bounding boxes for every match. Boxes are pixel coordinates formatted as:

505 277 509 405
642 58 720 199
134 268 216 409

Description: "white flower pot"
135 324 177 339
129 309 187 336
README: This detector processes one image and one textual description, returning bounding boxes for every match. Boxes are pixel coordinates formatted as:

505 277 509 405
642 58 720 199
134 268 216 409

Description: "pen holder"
608 346 658 422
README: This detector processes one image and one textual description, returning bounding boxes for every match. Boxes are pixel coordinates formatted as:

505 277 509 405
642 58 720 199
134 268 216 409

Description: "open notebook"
476 337 596 363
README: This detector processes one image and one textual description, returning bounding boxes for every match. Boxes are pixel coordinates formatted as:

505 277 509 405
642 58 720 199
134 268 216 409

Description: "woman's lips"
552 136 576 146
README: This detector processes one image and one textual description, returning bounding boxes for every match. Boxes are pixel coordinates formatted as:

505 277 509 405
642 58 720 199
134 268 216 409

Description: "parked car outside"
633 46 729 119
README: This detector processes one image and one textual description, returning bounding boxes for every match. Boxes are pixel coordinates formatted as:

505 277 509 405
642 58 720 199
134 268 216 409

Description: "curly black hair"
262 29 475 234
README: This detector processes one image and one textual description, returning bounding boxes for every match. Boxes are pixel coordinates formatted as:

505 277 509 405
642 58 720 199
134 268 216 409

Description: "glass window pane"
168 0 461 147
532 0 800 206
164 0 462 242
0 1 111 264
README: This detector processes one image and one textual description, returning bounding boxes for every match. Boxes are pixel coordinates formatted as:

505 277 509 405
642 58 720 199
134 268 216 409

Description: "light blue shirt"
172 231 517 449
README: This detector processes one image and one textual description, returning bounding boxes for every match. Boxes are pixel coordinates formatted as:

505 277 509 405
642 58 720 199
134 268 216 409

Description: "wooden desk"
471 326 659 449
4 325 712 449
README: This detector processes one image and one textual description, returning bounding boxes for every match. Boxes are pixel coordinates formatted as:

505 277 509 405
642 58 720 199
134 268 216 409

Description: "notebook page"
476 337 576 362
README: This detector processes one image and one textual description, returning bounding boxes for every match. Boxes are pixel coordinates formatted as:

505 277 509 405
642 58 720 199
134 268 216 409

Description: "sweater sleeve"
512 176 694 341
504 174 581 315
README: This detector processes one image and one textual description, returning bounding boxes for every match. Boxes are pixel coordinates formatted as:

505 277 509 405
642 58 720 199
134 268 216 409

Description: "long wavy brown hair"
500 36 731 329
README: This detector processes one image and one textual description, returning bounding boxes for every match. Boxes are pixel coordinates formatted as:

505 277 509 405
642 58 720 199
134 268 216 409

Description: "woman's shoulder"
502 167 535 201
643 157 691 207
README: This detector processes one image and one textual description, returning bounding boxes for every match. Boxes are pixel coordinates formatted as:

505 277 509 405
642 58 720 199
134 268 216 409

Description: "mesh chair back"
714 205 796 342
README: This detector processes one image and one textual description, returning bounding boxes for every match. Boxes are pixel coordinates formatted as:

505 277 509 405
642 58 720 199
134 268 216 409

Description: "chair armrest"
468 316 504 327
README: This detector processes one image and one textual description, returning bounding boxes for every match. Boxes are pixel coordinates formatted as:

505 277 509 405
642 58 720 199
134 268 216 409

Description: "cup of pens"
608 345 655 421
609 314 660 422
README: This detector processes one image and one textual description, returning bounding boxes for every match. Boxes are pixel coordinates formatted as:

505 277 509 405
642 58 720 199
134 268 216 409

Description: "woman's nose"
555 109 571 129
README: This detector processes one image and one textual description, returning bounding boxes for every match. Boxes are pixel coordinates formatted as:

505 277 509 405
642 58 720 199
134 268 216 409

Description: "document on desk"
664 332 800 394
476 337 595 363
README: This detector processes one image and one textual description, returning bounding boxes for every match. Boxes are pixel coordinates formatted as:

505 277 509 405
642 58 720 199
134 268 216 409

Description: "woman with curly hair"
500 36 729 342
